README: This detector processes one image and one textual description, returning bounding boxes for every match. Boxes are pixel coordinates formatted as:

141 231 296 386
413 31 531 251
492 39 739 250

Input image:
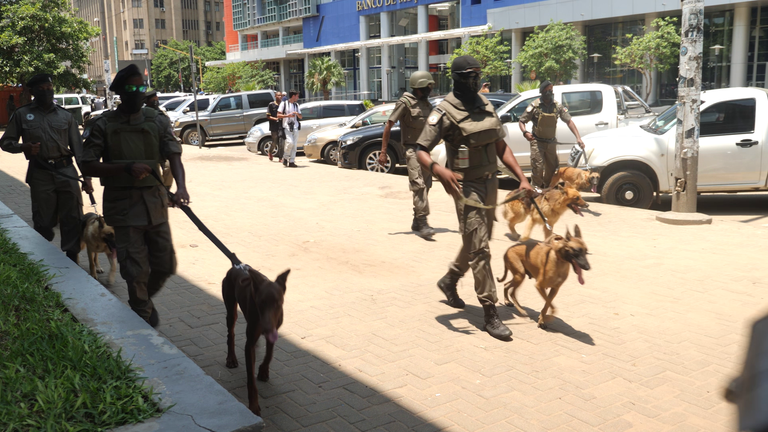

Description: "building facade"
219 0 764 104
72 0 227 95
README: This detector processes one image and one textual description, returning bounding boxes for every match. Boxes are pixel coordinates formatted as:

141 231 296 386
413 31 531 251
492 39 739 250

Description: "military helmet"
409 71 435 89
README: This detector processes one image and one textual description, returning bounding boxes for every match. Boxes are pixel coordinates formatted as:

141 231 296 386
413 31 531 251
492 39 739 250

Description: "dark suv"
338 123 403 174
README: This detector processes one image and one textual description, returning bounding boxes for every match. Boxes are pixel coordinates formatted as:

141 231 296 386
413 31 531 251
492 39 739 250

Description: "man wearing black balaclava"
0 73 93 263
519 80 584 188
414 55 532 341
80 64 190 328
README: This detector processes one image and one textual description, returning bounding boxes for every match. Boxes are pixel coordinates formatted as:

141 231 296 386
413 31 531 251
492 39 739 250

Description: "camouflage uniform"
519 99 571 188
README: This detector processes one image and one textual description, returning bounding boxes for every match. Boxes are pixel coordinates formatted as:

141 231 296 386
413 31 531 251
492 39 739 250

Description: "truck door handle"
736 139 758 148
595 121 609 127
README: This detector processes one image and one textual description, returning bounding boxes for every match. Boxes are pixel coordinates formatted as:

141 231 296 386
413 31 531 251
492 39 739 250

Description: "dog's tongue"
111 249 117 260
571 205 584 217
591 185 597 193
573 263 585 285
266 329 278 344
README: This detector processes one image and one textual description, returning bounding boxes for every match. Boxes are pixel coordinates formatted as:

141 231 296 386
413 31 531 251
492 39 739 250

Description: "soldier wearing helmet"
414 55 532 341
378 70 436 239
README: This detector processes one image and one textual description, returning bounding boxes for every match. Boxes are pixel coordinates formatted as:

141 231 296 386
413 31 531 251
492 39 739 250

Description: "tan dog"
497 225 590 329
549 167 600 193
223 265 289 416
502 182 589 241
80 213 117 284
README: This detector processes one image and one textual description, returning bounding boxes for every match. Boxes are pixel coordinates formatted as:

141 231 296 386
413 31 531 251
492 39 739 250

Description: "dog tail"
497 253 511 283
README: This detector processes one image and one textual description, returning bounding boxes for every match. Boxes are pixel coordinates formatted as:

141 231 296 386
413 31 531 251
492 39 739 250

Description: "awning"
287 24 493 55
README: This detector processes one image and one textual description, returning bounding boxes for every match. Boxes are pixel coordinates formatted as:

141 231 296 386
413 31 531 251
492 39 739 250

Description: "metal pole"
177 53 184 92
671 0 704 213
190 45 202 150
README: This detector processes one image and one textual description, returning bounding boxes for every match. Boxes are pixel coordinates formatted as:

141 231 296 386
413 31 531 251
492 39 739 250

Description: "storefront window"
369 14 381 39
748 7 768 87
586 20 644 93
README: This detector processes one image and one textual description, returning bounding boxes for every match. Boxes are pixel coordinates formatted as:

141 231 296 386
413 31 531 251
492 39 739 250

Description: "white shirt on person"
278 100 301 128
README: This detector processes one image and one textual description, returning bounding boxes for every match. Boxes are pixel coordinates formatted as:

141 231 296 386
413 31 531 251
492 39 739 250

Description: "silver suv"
173 90 275 146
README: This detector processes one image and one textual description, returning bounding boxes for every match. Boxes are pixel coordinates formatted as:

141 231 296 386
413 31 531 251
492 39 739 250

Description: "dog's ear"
98 217 105 230
565 226 572 241
574 224 582 239
557 181 567 189
275 269 290 293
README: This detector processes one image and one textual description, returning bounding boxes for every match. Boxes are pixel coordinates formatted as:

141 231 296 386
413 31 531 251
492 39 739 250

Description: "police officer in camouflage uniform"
0 73 94 263
378 71 436 239
144 89 174 188
415 56 532 340
81 65 190 327
519 80 585 188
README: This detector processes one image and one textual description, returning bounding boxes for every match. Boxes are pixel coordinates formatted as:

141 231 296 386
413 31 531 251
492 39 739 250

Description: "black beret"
539 80 553 93
26 74 53 88
451 56 482 74
109 64 143 92
145 90 158 100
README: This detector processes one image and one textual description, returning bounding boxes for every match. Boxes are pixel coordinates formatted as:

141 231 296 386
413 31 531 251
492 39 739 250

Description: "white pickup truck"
581 87 768 208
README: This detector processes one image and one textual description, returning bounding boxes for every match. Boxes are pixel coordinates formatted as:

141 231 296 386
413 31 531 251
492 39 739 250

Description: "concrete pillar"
278 26 285 45
359 15 369 100
381 12 391 101
573 23 584 84
304 53 310 98
417 5 429 72
511 29 523 90
331 51 338 98
730 5 750 88
281 59 289 92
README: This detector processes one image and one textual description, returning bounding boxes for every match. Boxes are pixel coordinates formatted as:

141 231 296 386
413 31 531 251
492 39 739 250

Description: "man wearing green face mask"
519 80 585 188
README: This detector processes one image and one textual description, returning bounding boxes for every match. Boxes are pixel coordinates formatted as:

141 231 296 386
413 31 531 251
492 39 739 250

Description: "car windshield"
163 98 187 110
642 103 679 135
496 94 523 114
347 106 392 126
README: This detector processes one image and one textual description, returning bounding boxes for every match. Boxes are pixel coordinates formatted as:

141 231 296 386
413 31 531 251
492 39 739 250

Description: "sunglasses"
124 84 148 93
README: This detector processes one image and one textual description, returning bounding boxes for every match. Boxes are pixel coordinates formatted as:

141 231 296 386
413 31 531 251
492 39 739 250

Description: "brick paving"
1 143 766 431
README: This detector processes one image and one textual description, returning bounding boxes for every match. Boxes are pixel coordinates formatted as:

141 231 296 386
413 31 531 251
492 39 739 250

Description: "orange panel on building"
224 0 238 52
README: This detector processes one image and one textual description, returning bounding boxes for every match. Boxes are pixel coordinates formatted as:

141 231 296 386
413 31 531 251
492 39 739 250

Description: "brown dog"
549 167 600 193
497 225 590 329
502 182 588 241
80 213 117 284
222 265 289 416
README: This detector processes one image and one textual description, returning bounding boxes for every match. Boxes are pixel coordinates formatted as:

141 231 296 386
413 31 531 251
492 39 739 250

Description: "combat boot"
482 303 512 340
437 273 465 308
412 217 435 239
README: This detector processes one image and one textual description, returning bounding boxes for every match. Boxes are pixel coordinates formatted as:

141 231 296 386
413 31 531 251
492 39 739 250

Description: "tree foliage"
613 17 680 101
447 30 511 78
150 40 225 92
515 80 541 93
515 20 586 84
0 0 100 93
202 61 274 93
304 56 345 100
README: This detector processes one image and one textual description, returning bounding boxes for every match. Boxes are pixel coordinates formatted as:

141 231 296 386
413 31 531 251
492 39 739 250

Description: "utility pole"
190 45 202 150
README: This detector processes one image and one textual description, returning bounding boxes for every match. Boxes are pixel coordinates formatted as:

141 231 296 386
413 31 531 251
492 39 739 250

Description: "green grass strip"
0 228 163 431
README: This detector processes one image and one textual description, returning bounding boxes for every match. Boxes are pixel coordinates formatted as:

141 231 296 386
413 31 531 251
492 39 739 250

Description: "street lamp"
385 68 392 100
438 63 446 95
710 44 725 89
589 53 602 83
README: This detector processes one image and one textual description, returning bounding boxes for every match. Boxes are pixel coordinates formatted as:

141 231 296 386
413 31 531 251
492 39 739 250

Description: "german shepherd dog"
80 213 117 284
222 266 290 416
502 182 589 241
549 167 601 193
497 225 590 329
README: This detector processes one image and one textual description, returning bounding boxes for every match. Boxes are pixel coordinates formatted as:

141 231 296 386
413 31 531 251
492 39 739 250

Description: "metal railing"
260 38 281 48
282 34 303 45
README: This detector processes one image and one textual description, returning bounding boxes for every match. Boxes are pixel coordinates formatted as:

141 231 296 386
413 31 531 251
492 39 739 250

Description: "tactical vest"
101 108 163 187
398 93 429 146
440 95 501 181
532 100 559 140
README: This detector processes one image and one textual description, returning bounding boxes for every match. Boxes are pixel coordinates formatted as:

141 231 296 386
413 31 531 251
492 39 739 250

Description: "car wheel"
360 146 395 174
182 128 206 146
601 170 653 209
322 143 338 165
264 139 279 158
258 137 272 155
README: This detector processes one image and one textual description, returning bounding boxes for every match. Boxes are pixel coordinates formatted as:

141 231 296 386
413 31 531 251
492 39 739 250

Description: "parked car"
158 92 192 104
53 93 91 124
244 100 366 156
581 87 768 208
172 90 275 146
166 96 216 123
160 97 188 112
430 92 517 111
304 104 396 165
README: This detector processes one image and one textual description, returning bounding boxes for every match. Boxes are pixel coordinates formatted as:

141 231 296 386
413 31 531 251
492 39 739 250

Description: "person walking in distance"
81 64 190 328
267 92 284 161
0 73 94 263
519 81 584 188
6 94 16 121
278 90 302 168
378 71 436 239
415 56 533 340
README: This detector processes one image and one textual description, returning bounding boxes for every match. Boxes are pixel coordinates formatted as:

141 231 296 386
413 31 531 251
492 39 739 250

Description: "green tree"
613 17 680 101
203 61 274 93
515 80 540 93
447 30 511 78
151 40 225 92
304 56 345 100
515 20 586 84
0 0 100 95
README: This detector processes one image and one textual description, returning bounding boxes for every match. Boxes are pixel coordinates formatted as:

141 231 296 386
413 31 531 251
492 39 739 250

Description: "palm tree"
305 56 345 100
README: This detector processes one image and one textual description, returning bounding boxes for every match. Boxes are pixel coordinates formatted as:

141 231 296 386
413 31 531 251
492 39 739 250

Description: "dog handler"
144 89 174 189
378 70 436 239
519 80 585 188
0 73 94 263
415 55 533 340
81 64 190 327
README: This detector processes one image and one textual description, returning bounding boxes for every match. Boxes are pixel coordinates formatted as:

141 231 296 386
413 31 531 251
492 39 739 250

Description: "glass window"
362 108 392 126
215 96 243 112
562 91 603 116
246 92 273 108
301 105 320 120
322 105 346 118
700 99 756 136
510 96 538 120
65 97 80 106
348 104 365 116
195 99 210 111
163 98 187 110
81 96 90 105
645 103 678 135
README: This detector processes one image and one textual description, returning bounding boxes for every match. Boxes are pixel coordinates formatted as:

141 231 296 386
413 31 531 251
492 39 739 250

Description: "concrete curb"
656 211 714 225
0 201 263 432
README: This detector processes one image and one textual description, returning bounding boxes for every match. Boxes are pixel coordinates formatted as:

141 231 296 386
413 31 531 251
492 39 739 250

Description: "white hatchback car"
54 94 92 123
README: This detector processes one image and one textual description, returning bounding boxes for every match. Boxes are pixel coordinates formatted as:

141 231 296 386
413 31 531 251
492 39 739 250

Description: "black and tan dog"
502 182 589 241
222 265 289 416
549 167 600 193
497 225 590 329
80 213 117 284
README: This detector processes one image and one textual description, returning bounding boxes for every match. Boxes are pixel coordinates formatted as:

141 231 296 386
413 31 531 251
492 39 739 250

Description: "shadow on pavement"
512 304 596 346
435 303 520 338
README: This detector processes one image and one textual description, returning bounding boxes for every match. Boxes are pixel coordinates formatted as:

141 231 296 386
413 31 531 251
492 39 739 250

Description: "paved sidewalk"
1 145 766 431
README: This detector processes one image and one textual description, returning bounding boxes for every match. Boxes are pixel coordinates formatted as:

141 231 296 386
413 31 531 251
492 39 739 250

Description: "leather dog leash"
32 158 99 214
